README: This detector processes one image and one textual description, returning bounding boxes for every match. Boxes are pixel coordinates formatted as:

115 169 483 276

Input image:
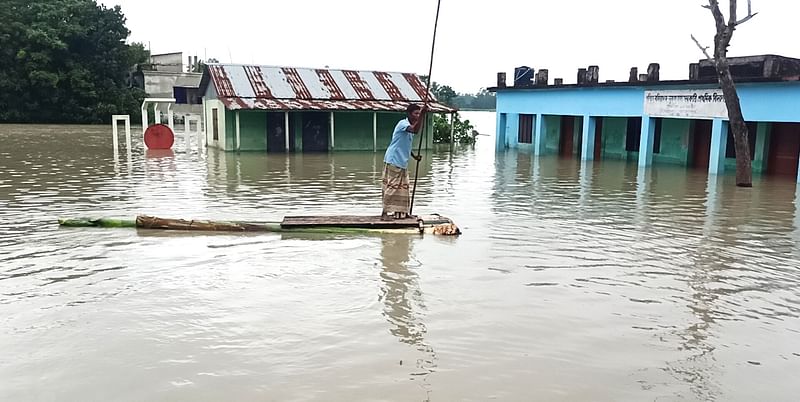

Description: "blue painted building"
491 55 800 182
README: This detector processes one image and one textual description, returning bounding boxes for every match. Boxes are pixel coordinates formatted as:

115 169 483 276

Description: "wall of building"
205 109 433 152
495 81 800 180
654 118 691 165
496 82 800 123
204 99 227 150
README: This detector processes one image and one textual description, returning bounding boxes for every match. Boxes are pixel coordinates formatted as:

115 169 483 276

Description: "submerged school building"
491 55 800 183
199 64 455 153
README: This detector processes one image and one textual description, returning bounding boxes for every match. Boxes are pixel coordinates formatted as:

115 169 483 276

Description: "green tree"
419 76 457 106
432 113 476 145
0 0 148 123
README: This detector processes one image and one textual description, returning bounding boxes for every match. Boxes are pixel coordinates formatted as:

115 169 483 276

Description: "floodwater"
1 111 799 401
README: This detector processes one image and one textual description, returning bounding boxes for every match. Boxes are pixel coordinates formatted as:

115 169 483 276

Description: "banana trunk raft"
58 214 461 236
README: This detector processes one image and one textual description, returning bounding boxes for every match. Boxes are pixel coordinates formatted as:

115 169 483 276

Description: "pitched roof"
199 64 456 113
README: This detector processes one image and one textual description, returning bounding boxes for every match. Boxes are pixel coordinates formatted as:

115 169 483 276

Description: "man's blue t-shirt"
383 118 414 169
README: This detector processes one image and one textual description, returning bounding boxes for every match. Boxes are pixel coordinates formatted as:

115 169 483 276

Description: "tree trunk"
714 56 753 187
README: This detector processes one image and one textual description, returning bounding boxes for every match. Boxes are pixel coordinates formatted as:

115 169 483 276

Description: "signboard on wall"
643 89 729 119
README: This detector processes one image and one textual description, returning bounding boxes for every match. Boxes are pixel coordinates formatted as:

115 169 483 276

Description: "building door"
266 111 294 152
559 116 575 157
691 119 713 169
594 117 604 160
301 112 330 152
767 123 800 177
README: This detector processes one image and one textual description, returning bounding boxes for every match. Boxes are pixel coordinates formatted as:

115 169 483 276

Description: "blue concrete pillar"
506 113 519 149
581 115 597 161
709 118 729 175
637 116 657 167
534 114 547 155
496 113 507 151
796 157 800 183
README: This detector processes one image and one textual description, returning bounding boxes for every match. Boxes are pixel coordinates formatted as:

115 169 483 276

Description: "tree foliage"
419 76 495 110
432 113 476 145
0 0 148 123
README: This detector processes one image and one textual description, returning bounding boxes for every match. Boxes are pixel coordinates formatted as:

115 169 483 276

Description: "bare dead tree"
691 0 757 187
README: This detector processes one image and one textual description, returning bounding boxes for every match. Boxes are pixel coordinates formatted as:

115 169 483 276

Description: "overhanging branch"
735 11 758 26
691 34 714 61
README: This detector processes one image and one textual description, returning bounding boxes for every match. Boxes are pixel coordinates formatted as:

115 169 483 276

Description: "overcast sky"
99 0 800 94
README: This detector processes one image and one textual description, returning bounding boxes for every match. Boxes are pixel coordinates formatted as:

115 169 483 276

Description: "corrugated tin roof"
200 64 457 113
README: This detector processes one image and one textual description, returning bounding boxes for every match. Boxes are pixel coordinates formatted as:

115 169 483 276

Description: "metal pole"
373 112 377 152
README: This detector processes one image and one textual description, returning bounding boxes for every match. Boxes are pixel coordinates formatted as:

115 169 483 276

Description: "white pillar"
373 112 377 152
581 115 597 161
284 111 290 152
450 113 455 150
112 118 120 157
111 115 132 153
141 103 148 135
330 111 335 150
124 116 131 152
184 114 192 151
153 103 161 127
167 104 174 131
235 111 241 151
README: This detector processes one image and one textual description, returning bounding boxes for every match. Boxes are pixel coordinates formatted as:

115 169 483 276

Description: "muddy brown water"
1 112 799 401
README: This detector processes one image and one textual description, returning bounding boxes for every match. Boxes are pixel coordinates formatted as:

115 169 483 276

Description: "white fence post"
185 114 202 152
111 114 131 155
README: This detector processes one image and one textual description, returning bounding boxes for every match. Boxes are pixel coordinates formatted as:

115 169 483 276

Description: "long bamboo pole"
409 0 442 216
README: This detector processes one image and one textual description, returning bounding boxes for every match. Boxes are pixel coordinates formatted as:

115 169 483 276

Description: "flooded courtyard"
1 111 799 401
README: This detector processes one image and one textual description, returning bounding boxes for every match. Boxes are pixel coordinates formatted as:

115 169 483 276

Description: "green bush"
433 113 477 144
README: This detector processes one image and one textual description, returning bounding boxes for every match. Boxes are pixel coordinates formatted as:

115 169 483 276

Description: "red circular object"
144 124 174 150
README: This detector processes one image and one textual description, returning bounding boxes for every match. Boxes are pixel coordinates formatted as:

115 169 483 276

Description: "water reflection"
378 235 437 386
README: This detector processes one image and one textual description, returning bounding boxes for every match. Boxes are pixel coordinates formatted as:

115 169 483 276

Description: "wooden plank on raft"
280 214 452 229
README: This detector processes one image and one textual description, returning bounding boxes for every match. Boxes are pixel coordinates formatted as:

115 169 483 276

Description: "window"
212 108 219 141
518 114 533 144
625 117 642 152
725 122 757 160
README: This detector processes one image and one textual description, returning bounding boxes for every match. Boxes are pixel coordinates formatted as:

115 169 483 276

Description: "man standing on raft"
382 103 428 220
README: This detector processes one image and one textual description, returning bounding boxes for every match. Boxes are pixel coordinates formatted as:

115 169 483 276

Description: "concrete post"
167 104 174 131
111 115 131 155
284 112 290 152
534 114 547 155
797 156 800 183
638 117 657 167
581 115 597 161
449 113 455 151
496 113 507 151
141 104 148 135
709 118 728 175
235 111 241 152
330 111 335 150
154 103 161 127
373 112 377 152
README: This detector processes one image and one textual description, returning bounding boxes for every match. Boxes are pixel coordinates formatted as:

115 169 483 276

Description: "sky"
98 0 800 94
